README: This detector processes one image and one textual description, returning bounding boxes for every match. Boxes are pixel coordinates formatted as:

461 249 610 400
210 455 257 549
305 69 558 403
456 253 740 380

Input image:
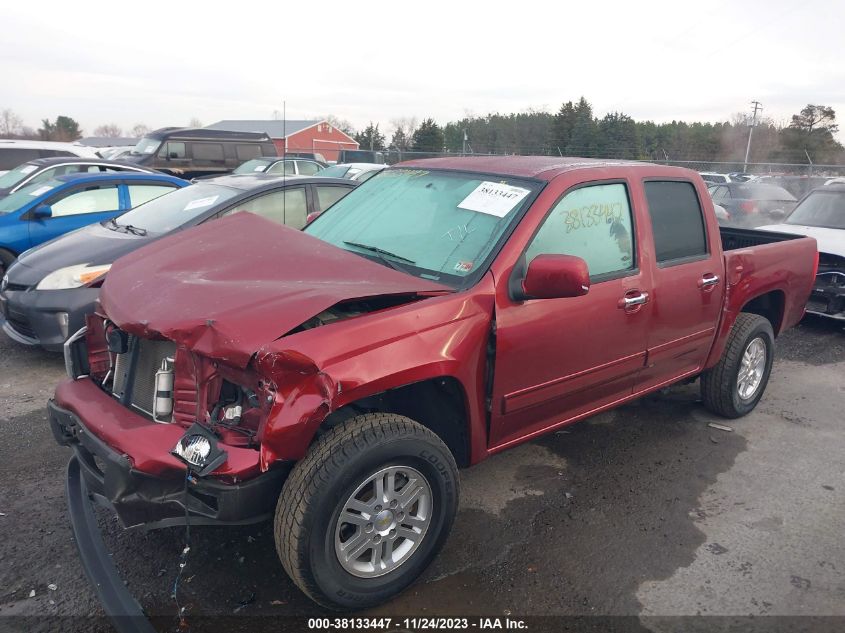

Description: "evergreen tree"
565 97 596 157
354 122 386 151
39 115 82 141
411 118 445 152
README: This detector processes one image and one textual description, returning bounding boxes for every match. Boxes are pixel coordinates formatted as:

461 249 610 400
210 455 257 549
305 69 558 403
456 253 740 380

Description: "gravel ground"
0 316 843 633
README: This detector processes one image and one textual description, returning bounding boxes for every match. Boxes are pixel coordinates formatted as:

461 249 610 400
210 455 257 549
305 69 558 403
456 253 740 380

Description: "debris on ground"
48 584 57 591
28 590 35 598
708 422 733 432
233 592 256 613
270 599 287 606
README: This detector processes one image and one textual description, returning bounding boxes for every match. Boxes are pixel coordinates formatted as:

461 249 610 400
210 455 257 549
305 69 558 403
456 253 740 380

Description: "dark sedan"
0 174 356 351
708 182 797 227
0 157 156 199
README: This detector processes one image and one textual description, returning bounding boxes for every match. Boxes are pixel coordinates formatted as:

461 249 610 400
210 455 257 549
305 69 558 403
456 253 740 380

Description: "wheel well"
741 290 785 335
318 377 471 467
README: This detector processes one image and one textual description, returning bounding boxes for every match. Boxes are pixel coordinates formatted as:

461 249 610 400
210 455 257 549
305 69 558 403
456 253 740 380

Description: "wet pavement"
0 316 843 632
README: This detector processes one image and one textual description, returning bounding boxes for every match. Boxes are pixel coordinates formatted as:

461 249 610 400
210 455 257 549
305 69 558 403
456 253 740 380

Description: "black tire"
701 312 775 418
274 413 459 610
0 248 15 278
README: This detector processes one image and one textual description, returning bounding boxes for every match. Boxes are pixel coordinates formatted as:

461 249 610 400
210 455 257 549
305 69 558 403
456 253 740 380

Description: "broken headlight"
172 423 228 476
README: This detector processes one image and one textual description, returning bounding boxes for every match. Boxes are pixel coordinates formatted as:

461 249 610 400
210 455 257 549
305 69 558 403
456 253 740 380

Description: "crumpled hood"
100 213 449 367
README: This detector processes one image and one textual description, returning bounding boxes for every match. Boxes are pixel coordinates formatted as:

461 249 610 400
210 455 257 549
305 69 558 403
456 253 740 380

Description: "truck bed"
720 226 806 251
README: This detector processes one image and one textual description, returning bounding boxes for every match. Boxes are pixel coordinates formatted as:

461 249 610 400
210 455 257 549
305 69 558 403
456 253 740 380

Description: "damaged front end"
52 313 293 531
807 252 845 320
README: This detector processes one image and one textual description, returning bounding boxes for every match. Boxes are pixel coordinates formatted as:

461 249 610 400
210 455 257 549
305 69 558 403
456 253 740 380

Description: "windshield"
0 179 61 214
785 191 845 229
316 165 351 178
304 168 541 287
234 159 273 174
0 162 40 190
114 183 239 233
130 137 162 156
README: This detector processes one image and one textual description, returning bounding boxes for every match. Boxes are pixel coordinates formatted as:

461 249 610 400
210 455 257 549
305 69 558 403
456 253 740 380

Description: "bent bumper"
49 398 289 530
65 456 156 633
0 286 98 351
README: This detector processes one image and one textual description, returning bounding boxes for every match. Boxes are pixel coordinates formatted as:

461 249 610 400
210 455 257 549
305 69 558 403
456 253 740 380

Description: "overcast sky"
2 0 843 138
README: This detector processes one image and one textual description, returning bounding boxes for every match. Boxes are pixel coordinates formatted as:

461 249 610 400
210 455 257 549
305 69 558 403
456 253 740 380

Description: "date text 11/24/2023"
307 617 528 630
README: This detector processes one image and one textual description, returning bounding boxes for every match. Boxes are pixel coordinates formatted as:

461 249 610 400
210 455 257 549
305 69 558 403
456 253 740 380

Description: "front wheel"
274 413 459 610
701 312 774 418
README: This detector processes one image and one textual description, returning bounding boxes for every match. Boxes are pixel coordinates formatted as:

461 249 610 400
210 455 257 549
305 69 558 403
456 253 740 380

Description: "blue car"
0 172 187 275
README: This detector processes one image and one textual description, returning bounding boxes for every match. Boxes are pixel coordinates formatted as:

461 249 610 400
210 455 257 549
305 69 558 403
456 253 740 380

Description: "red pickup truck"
51 157 817 616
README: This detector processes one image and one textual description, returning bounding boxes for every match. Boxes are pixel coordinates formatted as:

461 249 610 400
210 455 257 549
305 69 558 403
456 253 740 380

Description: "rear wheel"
701 312 774 418
274 413 459 610
0 248 15 278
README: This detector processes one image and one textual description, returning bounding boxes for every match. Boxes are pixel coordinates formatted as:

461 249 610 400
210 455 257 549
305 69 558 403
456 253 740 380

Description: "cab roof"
396 156 653 181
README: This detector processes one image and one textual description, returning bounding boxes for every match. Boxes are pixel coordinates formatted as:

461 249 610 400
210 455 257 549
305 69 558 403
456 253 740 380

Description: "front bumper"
806 271 845 321
49 397 289 530
0 285 99 351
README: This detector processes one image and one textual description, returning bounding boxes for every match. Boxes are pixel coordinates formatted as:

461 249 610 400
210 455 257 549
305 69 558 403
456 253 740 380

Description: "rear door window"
224 187 308 228
296 160 321 176
192 143 225 162
314 185 352 213
128 184 177 207
644 181 708 264
525 182 635 280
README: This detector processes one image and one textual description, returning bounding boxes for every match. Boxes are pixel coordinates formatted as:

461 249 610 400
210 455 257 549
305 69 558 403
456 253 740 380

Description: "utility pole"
462 129 467 155
743 100 762 172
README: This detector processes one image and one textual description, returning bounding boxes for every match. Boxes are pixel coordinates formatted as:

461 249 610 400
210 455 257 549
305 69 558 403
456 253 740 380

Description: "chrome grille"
111 335 177 420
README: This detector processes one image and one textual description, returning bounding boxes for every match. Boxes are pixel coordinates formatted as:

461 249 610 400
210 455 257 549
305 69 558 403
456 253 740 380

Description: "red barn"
206 120 358 162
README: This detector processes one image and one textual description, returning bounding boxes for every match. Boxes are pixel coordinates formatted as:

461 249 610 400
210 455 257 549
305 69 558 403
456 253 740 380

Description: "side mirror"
33 204 53 219
516 254 590 300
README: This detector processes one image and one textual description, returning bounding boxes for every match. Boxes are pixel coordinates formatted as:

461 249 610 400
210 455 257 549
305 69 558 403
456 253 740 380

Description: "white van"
0 140 99 175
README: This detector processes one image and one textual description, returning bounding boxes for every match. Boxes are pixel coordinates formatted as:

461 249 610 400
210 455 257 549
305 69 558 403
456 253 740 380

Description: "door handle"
698 274 720 289
618 291 649 309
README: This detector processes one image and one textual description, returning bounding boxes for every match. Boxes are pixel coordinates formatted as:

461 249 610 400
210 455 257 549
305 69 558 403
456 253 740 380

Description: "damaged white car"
759 184 845 320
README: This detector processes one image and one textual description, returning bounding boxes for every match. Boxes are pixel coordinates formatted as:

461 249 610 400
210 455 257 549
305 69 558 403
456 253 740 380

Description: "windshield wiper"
121 223 147 236
343 241 415 264
105 217 120 231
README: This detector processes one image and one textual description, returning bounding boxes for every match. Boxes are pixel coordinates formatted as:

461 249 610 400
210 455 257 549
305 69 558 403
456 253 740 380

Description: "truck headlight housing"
171 423 228 476
37 263 112 290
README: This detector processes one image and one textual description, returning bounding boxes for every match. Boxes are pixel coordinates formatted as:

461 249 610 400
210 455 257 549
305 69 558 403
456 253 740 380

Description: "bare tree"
0 109 23 137
93 123 123 138
189 117 203 128
389 117 418 151
322 114 355 136
131 123 151 137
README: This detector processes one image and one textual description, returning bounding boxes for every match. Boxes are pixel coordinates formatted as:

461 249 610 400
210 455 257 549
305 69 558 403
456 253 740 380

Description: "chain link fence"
379 151 845 200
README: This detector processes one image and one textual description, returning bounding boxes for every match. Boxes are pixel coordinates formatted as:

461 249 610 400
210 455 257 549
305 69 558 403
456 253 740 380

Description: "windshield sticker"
254 165 266 172
20 165 38 175
28 185 54 197
184 195 220 211
454 260 474 273
458 181 531 218
143 145 156 154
